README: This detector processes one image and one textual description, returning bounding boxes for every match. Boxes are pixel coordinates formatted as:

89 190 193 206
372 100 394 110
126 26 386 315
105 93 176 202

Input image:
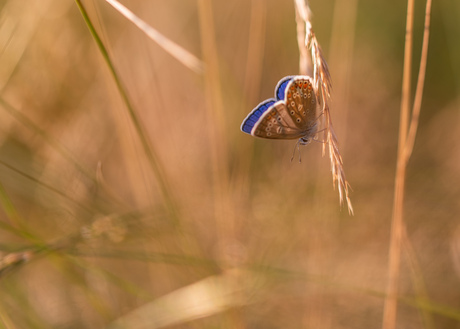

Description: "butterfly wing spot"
242 76 319 141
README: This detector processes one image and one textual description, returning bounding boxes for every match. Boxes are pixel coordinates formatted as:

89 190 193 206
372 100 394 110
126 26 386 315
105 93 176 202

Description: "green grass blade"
74 0 180 225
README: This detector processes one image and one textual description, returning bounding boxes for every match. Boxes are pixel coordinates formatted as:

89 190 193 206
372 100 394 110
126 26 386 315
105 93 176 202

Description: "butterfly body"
241 76 318 145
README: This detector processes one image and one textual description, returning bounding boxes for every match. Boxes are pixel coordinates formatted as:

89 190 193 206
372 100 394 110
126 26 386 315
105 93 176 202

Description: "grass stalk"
404 0 433 160
294 0 312 75
0 159 93 214
383 0 432 327
294 0 353 214
244 0 266 107
74 0 180 224
382 0 414 326
237 0 266 210
197 0 232 255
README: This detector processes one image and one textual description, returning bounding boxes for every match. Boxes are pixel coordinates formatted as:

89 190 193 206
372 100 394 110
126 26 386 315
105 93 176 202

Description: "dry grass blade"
108 270 252 329
105 0 204 74
294 0 353 214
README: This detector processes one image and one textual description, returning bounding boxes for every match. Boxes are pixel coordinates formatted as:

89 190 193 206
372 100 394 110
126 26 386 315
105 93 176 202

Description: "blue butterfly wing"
240 99 276 134
275 76 295 100
240 76 294 135
240 75 318 140
251 101 311 140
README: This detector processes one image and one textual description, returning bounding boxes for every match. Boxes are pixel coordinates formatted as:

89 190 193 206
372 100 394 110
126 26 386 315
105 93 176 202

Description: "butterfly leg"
312 127 328 143
290 139 302 163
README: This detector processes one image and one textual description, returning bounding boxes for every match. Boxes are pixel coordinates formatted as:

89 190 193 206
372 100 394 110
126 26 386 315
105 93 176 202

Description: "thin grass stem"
0 159 93 214
383 0 414 328
294 0 312 75
197 0 232 262
74 0 180 225
244 0 266 107
404 0 433 160
105 0 204 74
0 97 96 186
384 1 432 327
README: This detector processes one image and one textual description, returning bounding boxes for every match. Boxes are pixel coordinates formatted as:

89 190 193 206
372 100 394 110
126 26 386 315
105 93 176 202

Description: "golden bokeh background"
0 0 459 328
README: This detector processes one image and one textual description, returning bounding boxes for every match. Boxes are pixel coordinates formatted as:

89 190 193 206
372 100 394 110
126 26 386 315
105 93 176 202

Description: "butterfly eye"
267 132 272 136
303 111 306 116
290 110 295 115
296 118 301 123
265 127 271 132
277 117 282 121
291 102 295 107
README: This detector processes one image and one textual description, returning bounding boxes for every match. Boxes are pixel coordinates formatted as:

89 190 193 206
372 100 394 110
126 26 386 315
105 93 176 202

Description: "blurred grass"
0 0 459 328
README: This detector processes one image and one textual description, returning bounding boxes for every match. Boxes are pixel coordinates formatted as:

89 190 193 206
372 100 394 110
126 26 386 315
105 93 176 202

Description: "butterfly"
241 76 319 146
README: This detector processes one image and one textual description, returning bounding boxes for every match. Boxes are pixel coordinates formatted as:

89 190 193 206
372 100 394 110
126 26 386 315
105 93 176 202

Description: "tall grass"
0 0 459 328
383 0 433 328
